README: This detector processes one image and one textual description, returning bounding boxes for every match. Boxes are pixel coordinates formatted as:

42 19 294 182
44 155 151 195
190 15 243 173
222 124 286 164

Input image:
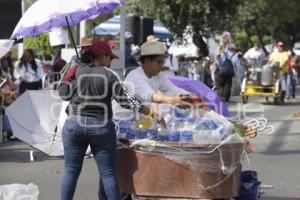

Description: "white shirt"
243 47 265 65
161 54 179 78
14 59 45 84
49 28 70 47
125 67 186 102
112 67 187 120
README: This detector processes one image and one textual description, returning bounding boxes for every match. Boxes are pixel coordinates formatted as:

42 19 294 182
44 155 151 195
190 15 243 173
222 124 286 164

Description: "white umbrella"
6 90 68 156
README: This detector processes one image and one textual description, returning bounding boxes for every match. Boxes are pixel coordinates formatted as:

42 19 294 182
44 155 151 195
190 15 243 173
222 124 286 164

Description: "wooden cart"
116 139 243 199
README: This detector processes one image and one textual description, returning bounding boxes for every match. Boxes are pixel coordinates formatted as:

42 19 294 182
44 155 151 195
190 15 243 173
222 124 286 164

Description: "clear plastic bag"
0 183 39 200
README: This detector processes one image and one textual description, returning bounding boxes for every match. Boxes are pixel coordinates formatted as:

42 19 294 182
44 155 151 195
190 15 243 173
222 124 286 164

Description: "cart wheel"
242 96 248 104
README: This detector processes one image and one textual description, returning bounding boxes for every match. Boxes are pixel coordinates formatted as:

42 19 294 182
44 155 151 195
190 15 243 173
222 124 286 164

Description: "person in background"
0 51 18 140
216 37 238 102
0 51 15 81
14 49 45 94
213 32 232 90
58 40 165 200
125 31 139 76
69 36 93 66
286 50 297 99
49 27 70 64
52 58 67 73
161 44 179 78
243 41 266 66
215 31 232 60
268 41 289 103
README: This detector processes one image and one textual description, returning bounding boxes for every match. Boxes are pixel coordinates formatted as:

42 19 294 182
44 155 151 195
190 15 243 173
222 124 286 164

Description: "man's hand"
151 111 166 128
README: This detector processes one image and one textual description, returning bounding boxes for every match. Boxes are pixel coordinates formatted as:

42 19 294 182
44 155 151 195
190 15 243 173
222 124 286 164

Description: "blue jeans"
61 115 121 200
286 73 296 97
2 114 12 133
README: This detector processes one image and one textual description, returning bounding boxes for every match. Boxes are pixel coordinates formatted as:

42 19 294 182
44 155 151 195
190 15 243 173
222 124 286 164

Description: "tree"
24 33 52 59
235 0 300 51
126 0 241 56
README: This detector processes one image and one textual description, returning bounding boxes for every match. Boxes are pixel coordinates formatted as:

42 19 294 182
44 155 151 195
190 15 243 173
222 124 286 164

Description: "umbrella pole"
65 16 80 60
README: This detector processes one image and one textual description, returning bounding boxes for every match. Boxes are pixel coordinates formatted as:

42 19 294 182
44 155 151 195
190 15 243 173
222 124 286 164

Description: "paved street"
1 87 300 200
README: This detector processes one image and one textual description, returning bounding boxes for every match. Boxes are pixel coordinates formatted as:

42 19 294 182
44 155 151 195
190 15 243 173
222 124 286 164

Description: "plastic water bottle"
126 121 137 139
171 106 189 120
168 122 180 142
157 127 169 141
180 121 194 142
193 130 211 144
209 130 222 144
136 124 147 139
146 122 158 140
118 120 131 138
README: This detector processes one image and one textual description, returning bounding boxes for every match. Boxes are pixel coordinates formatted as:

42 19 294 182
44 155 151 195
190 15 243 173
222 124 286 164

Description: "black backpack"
220 52 235 77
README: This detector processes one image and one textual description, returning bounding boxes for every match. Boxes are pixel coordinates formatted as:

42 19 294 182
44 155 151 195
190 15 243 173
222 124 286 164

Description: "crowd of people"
209 32 299 102
1 28 300 199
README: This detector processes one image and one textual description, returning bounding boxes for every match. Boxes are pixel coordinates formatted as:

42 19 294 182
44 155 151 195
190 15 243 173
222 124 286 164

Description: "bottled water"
146 121 158 140
168 122 180 142
193 130 211 144
126 121 137 139
171 106 189 120
118 120 131 138
136 124 147 139
157 127 169 141
180 121 194 142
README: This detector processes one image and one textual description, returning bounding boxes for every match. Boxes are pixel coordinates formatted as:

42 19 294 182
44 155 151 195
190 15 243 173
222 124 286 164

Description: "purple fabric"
11 1 122 39
169 76 230 117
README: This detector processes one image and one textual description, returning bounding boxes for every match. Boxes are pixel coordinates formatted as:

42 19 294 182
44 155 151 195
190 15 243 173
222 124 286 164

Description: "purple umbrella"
10 0 123 58
169 76 230 117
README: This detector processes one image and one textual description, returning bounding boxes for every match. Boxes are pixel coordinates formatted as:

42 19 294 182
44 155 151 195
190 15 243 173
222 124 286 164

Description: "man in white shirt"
49 27 70 64
243 41 266 66
113 41 190 120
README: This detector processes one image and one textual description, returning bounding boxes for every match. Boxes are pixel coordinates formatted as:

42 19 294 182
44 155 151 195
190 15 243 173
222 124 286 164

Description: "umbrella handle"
65 16 80 60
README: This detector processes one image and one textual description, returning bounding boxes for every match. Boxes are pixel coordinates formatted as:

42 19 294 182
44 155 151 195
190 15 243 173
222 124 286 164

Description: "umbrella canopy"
93 15 172 39
10 0 123 39
6 90 68 156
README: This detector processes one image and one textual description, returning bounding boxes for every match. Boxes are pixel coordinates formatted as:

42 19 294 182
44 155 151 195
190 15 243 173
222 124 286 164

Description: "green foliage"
263 35 272 45
236 0 300 45
24 33 52 60
233 31 250 50
126 0 239 39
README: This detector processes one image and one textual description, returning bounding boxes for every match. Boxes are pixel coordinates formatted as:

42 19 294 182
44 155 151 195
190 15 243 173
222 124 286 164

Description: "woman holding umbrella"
59 40 165 200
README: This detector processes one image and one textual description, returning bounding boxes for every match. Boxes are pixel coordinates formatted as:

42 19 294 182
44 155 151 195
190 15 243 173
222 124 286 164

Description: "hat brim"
77 44 91 48
110 53 119 60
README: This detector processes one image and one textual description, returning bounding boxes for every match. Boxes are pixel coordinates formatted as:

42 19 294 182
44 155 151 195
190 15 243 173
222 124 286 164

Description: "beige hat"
79 36 93 47
146 35 159 42
141 41 166 56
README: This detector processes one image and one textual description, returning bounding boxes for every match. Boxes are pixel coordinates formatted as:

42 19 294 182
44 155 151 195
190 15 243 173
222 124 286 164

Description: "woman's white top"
14 59 45 85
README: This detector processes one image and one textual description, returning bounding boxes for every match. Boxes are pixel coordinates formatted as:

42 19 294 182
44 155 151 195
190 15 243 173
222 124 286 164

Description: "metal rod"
65 16 79 60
